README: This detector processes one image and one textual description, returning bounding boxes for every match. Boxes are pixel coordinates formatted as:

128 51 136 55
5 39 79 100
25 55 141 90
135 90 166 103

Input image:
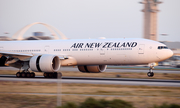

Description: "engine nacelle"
0 56 7 66
29 54 60 72
78 65 107 73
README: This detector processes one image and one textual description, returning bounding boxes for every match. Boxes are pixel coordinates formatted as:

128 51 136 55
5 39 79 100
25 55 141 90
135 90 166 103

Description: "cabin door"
44 46 50 53
138 44 145 54
99 48 107 62
99 48 105 56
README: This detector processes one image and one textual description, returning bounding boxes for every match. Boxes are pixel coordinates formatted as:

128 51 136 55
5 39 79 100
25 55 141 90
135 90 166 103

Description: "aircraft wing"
0 51 33 57
0 51 33 61
0 51 68 61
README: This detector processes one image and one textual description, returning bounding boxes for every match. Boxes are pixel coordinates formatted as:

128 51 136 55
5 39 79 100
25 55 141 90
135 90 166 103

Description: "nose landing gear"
147 64 154 77
147 72 154 77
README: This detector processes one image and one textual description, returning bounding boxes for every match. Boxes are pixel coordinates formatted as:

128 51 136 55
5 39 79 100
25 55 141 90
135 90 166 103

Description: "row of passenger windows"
57 47 166 51
9 50 41 52
5 48 132 53
72 49 78 51
158 46 168 49
54 49 61 51
54 49 75 51
80 49 93 51
54 49 94 51
54 49 71 51
110 48 132 50
54 48 132 52
63 49 70 51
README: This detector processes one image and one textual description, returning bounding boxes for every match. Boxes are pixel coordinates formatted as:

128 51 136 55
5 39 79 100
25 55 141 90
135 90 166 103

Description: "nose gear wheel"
147 72 154 77
147 64 155 77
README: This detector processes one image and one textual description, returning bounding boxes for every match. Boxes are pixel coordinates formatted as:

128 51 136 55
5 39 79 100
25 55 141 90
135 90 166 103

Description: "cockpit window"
158 46 168 49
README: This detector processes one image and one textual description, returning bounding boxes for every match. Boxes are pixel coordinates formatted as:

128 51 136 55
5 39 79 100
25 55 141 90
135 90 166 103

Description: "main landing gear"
16 70 35 78
43 72 62 78
147 65 154 77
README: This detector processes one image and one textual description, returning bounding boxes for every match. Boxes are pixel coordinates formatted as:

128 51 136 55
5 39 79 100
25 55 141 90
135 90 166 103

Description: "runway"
0 66 180 73
0 75 180 87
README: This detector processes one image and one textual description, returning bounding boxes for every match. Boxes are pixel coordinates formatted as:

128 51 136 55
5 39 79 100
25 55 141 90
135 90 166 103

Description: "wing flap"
0 51 33 61
0 51 33 57
0 51 70 62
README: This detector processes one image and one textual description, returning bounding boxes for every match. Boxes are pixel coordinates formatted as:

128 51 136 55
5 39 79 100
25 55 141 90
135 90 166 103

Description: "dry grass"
0 69 180 107
1 94 179 108
0 81 179 97
0 94 56 108
0 81 180 108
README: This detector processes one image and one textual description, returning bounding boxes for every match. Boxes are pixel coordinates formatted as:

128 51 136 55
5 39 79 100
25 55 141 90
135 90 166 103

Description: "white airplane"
0 38 173 78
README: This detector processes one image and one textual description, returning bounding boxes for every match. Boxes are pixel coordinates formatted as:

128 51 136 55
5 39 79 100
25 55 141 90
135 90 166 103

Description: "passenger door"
138 44 145 54
44 46 49 53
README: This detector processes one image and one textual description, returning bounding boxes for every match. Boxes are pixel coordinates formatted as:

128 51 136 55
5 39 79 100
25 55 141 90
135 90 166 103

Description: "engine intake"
30 54 60 72
78 65 107 73
0 56 7 66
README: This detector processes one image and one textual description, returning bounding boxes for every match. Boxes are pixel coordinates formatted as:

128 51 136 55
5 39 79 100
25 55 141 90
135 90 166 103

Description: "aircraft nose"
168 49 174 58
157 49 173 60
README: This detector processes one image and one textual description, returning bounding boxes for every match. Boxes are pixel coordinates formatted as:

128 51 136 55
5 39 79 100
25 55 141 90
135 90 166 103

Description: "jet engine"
78 65 107 73
29 54 60 72
0 56 7 66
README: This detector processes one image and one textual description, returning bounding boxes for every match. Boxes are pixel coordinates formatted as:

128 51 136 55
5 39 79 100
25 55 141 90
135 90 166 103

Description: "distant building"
0 36 12 41
24 32 52 40
33 32 44 36
24 36 52 40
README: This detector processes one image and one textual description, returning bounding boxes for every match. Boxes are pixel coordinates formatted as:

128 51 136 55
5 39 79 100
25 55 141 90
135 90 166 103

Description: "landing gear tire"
30 72 35 78
16 71 35 78
26 72 31 78
147 72 154 77
57 72 62 78
151 72 154 77
43 72 62 78
21 72 26 77
49 73 53 78
53 72 57 78
147 63 155 77
44 72 49 78
16 72 21 77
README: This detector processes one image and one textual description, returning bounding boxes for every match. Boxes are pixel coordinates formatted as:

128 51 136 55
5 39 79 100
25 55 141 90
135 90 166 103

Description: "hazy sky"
0 0 179 41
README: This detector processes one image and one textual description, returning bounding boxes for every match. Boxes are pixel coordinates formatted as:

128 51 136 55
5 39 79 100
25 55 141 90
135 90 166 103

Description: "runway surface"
0 66 180 73
0 75 180 87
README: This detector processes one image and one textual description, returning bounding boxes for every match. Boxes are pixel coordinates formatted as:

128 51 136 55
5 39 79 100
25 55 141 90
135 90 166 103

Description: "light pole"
57 71 62 107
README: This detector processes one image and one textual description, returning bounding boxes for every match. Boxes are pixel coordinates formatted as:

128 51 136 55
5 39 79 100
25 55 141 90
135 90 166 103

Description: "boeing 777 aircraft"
0 38 173 78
